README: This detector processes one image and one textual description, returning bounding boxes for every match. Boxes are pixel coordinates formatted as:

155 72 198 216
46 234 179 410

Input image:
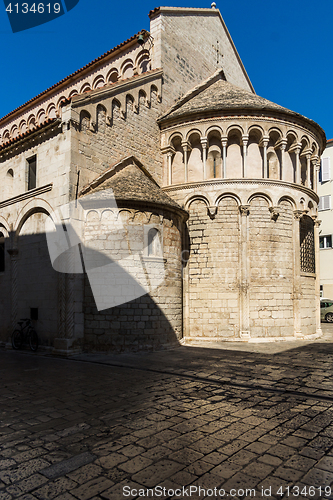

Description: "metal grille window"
300 216 315 273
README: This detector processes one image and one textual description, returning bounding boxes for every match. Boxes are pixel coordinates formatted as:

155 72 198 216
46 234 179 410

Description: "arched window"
0 232 5 272
148 228 162 257
300 216 315 273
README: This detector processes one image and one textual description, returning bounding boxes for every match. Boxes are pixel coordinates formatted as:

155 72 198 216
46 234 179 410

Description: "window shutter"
318 195 331 211
321 157 331 182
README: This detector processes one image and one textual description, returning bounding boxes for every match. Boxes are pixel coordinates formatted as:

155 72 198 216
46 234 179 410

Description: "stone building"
0 6 326 353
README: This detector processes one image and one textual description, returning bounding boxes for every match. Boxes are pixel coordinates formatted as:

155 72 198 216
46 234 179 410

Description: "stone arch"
267 129 282 180
150 84 159 102
47 103 57 119
205 125 223 138
248 192 272 208
215 192 241 207
247 127 263 179
169 131 183 146
2 130 10 143
277 195 296 210
185 194 209 211
133 210 149 223
112 98 121 121
56 96 67 113
106 68 119 83
7 168 14 178
186 128 202 142
147 227 162 256
170 135 184 185
188 132 203 182
80 82 92 93
14 198 54 246
36 108 46 125
300 137 310 186
135 50 151 74
19 120 27 134
92 75 105 89
207 129 222 179
68 89 79 99
96 104 106 133
138 89 148 107
126 94 135 113
80 110 91 132
226 127 242 178
120 58 134 79
10 125 19 139
27 114 36 131
0 216 10 236
85 210 100 222
285 131 298 183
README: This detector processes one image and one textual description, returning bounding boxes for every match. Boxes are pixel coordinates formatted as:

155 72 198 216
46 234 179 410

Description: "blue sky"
0 0 332 140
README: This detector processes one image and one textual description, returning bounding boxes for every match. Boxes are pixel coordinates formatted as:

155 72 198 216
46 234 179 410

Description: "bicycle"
11 318 38 352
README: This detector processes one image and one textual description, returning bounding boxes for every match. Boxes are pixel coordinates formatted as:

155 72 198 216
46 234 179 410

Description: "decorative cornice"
162 178 319 202
0 183 53 209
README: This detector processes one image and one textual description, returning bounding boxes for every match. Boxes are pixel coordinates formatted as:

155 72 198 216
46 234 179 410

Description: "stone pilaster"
293 210 302 337
313 217 322 336
239 205 250 339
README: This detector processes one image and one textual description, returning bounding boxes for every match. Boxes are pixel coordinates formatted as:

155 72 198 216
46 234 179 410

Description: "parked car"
320 299 333 322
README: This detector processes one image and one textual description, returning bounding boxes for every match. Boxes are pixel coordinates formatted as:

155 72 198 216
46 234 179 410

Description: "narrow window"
148 228 162 257
319 235 332 249
0 232 5 273
27 156 37 190
318 195 331 211
300 216 315 273
321 157 331 182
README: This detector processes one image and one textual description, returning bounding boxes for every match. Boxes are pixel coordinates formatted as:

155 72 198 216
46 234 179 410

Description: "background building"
319 138 333 298
0 6 326 353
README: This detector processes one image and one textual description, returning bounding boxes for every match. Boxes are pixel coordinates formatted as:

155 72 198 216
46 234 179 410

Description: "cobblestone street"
1 326 333 500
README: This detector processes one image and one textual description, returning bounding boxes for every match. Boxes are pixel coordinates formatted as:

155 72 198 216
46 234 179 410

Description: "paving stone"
284 454 317 472
66 464 103 484
0 459 51 484
94 453 127 469
242 461 273 479
34 478 78 500
184 460 214 476
302 468 333 487
6 474 48 497
131 459 184 487
40 453 96 480
118 456 153 473
273 466 304 482
69 478 114 500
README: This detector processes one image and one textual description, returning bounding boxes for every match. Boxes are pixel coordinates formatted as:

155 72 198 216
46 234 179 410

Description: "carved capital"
293 209 303 220
269 206 280 220
207 205 218 219
200 137 208 148
312 216 321 228
239 205 250 216
181 141 191 152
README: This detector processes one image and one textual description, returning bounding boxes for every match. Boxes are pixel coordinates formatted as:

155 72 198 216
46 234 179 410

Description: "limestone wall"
150 8 253 109
82 206 183 352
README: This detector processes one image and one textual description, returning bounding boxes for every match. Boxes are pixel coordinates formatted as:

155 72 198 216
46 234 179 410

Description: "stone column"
222 138 227 178
279 140 287 180
293 210 302 337
313 217 322 336
8 248 18 330
182 142 189 183
201 137 208 180
167 151 173 186
311 156 319 192
242 135 248 178
295 145 301 184
306 154 311 188
239 205 250 339
261 138 269 178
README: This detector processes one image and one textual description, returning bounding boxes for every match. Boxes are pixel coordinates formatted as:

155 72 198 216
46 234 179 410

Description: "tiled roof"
0 31 146 126
158 70 326 142
80 156 185 214
0 118 59 151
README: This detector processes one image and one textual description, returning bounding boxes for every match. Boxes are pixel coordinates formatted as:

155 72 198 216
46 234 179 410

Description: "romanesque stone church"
0 6 325 353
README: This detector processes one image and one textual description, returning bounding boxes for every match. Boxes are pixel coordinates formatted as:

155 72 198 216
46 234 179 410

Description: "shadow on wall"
0 230 181 353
